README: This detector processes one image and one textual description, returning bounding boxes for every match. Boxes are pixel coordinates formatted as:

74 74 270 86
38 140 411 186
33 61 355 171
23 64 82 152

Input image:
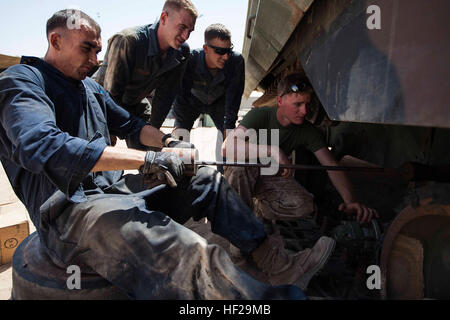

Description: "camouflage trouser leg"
223 166 271 267
223 166 260 211
224 166 316 221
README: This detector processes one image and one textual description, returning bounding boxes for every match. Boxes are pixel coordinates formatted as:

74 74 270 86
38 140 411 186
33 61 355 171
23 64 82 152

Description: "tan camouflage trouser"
223 166 316 221
223 166 318 273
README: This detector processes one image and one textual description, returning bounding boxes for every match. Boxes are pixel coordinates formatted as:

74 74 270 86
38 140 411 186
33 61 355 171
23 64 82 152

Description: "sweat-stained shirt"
0 56 146 228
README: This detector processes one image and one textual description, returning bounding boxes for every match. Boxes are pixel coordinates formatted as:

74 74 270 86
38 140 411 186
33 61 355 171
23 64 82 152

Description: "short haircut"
204 24 231 43
277 73 313 96
163 0 198 19
46 9 101 37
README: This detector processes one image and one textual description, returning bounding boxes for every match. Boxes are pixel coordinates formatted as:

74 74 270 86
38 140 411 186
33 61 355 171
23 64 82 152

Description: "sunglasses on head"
206 43 234 56
281 82 310 97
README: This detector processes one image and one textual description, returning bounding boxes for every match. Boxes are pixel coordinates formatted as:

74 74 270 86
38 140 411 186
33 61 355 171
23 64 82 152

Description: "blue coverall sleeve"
0 66 107 202
224 54 245 130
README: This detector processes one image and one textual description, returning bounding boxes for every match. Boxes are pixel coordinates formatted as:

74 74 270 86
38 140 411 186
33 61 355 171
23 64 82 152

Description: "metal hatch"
242 0 314 98
243 0 450 129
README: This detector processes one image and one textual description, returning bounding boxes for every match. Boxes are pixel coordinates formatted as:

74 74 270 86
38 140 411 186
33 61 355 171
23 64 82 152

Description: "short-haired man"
0 11 335 299
172 23 244 138
222 73 379 226
93 0 197 132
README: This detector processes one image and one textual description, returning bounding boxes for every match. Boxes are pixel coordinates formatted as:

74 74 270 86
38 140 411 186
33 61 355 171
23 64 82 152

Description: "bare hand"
271 147 294 178
167 139 195 149
338 202 380 224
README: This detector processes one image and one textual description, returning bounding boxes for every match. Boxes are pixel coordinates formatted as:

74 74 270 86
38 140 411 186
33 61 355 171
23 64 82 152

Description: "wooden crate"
0 203 30 265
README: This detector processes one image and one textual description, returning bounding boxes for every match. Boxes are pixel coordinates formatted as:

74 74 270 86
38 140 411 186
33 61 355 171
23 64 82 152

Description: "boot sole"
296 237 336 291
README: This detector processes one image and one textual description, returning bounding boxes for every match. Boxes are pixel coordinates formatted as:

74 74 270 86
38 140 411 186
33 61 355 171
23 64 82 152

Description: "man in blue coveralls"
0 9 335 299
173 23 244 140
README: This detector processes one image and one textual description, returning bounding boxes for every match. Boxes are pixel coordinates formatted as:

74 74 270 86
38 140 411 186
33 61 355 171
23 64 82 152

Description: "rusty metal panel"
243 0 314 96
250 30 280 72
242 0 258 60
293 0 315 12
253 0 305 52
299 0 450 128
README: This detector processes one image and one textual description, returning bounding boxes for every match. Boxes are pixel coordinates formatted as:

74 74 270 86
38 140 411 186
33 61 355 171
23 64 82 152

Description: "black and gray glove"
162 133 195 149
140 151 184 188
167 139 196 149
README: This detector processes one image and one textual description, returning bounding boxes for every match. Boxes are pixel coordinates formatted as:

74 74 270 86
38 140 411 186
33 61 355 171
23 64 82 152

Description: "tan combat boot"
251 236 335 290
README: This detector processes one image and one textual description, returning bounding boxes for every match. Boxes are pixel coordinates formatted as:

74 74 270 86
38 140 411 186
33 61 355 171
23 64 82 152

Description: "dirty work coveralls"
173 49 245 133
92 22 189 130
0 57 305 300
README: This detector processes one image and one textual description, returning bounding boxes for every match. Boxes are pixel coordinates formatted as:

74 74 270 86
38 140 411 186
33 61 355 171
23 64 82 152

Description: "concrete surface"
0 263 12 300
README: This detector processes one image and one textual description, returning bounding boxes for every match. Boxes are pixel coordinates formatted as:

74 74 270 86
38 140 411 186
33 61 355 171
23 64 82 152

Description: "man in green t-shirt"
222 73 378 224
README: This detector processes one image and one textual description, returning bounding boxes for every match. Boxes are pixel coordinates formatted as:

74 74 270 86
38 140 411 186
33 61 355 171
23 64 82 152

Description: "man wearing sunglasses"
172 23 245 140
93 0 197 145
223 73 379 232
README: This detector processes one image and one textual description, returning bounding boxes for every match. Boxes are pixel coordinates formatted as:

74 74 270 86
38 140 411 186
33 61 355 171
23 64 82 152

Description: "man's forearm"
314 147 358 204
327 171 358 204
91 146 146 172
139 125 165 148
222 137 274 162
92 124 185 172
138 124 185 149
222 126 281 162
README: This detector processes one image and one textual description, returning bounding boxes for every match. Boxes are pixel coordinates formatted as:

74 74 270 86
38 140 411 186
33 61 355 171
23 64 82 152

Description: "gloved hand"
140 151 184 188
167 139 195 149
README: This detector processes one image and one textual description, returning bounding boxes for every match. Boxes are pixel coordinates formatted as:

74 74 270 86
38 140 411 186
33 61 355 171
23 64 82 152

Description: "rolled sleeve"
65 132 107 201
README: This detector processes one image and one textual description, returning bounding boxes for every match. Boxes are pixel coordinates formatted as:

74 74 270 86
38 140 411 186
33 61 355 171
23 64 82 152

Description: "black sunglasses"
281 82 310 97
206 43 234 56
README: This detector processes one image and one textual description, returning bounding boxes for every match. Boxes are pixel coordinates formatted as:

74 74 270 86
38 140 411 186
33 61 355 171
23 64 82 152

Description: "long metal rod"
194 161 404 175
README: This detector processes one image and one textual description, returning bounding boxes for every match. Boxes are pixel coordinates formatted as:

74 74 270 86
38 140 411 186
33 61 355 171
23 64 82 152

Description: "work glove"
167 139 196 149
140 151 184 188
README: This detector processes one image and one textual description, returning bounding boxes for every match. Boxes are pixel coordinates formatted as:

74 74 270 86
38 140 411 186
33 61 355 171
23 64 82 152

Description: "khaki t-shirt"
239 106 326 155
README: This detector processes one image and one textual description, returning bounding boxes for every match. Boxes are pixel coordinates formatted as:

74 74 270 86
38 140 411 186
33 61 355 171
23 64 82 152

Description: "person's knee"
195 166 218 179
187 167 221 207
253 176 316 221
74 195 166 233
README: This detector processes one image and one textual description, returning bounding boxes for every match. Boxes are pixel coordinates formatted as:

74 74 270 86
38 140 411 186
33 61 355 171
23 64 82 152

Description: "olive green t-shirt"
239 106 327 155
